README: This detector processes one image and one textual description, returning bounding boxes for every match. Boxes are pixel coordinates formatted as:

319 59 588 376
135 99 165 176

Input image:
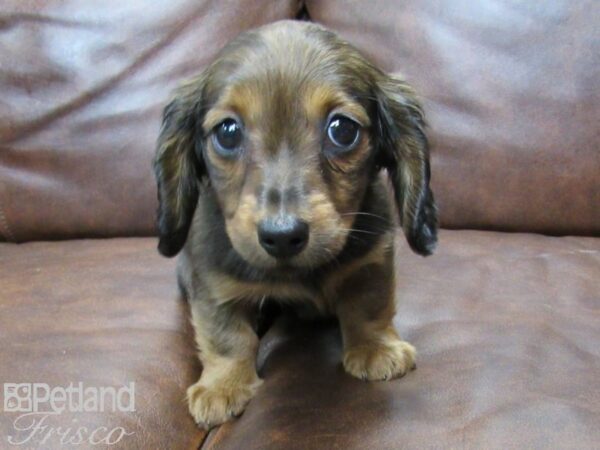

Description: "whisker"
345 234 368 244
340 212 390 222
337 228 382 236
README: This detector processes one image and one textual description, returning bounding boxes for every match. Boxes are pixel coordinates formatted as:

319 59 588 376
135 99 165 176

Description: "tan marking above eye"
204 107 241 132
327 106 370 128
303 84 370 127
204 84 266 132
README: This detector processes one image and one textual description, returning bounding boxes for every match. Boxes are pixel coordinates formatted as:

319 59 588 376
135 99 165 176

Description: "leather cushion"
204 230 600 449
1 231 598 448
0 0 299 242
0 238 204 449
306 0 600 235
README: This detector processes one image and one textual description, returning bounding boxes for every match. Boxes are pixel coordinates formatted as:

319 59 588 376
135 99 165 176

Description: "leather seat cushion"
1 230 598 449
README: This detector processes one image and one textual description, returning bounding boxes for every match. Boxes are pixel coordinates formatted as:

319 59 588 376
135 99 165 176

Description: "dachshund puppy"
153 20 437 429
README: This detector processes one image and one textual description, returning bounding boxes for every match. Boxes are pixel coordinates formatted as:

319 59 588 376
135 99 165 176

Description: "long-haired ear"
375 75 438 256
153 80 206 257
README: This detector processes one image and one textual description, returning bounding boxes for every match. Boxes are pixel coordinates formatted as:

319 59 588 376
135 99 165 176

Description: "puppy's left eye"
327 115 360 150
212 119 243 156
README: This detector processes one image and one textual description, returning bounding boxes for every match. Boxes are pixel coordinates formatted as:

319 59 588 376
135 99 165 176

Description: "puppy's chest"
207 271 333 311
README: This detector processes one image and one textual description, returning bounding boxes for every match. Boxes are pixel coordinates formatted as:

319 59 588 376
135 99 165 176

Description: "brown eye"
213 119 243 156
327 115 360 149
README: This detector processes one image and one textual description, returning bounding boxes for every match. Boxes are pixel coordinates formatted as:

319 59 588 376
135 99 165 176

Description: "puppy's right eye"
212 119 243 156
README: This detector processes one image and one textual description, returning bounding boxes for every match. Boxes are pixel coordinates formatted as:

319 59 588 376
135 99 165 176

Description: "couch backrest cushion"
307 0 599 235
0 0 299 242
2 1 598 242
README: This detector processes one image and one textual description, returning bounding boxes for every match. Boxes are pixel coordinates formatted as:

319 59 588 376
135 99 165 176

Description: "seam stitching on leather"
0 203 16 242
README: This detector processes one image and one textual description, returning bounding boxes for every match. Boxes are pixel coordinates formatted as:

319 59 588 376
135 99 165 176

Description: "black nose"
258 216 309 258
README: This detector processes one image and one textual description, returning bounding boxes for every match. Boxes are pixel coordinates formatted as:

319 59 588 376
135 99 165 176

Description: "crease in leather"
0 200 15 242
1 2 212 144
0 12 104 30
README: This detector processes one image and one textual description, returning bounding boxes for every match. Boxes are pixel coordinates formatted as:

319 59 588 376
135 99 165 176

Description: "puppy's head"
154 21 437 267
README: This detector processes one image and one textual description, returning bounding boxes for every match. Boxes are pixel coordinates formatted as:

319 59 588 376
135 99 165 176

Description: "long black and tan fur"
153 21 437 429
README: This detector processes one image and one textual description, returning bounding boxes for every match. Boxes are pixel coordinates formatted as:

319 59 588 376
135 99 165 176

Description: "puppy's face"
205 86 371 269
202 48 378 269
154 21 437 267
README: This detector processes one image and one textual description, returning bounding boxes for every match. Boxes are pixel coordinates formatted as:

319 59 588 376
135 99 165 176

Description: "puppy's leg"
336 257 415 381
186 298 261 429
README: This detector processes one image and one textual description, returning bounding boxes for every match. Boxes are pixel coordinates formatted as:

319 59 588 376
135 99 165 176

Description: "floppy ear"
153 80 207 257
375 75 438 256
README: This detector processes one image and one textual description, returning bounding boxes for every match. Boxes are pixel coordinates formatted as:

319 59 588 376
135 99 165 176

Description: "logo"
3 382 136 446
4 384 32 413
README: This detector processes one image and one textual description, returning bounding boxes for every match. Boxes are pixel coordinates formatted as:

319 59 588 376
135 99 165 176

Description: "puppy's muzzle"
257 215 309 258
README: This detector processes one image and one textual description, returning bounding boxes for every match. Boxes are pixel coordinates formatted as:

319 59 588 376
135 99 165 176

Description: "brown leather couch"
1 1 598 449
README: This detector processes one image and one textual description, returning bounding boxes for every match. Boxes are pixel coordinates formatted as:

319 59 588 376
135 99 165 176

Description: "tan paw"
343 339 416 381
186 377 262 429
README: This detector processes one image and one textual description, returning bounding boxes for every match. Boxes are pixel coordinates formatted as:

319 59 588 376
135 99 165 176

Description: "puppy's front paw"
343 339 416 381
187 377 262 429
